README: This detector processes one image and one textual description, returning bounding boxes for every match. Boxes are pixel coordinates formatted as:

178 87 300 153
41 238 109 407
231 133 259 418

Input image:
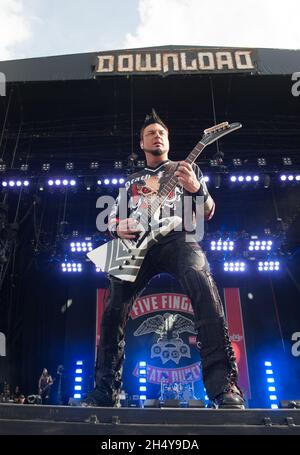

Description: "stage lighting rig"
232 158 242 166
65 162 74 171
257 158 267 166
114 161 123 169
41 163 50 171
20 164 29 172
90 161 99 170
282 157 292 166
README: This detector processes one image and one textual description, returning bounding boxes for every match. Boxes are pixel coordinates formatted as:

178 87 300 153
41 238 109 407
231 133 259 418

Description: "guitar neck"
145 140 206 221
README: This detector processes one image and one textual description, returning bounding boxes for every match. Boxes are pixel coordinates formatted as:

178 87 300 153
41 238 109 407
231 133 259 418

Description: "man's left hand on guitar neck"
174 161 201 193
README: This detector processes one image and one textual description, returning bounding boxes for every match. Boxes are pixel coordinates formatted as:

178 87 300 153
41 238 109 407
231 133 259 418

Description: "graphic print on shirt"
129 172 183 217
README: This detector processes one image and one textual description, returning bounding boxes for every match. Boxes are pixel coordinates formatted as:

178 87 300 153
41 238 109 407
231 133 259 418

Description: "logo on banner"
130 293 201 384
134 312 196 365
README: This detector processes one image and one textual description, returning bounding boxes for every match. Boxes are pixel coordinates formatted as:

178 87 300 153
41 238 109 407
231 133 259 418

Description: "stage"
0 403 299 435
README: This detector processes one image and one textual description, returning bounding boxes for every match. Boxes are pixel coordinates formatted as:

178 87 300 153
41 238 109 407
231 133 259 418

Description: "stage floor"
0 402 300 435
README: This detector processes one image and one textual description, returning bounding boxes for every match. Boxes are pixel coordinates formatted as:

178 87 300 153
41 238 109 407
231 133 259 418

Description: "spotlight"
114 161 123 169
90 161 99 169
248 239 272 251
203 176 210 183
0 163 6 172
209 159 219 167
61 262 83 273
282 157 292 166
20 164 29 171
263 175 271 188
42 163 50 171
137 160 145 168
258 261 280 272
232 158 242 166
70 241 93 252
65 162 74 170
213 174 221 189
211 240 234 251
257 158 266 166
224 261 246 272
84 178 94 191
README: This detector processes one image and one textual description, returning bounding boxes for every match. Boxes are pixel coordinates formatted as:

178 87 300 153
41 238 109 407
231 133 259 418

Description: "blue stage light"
264 360 279 408
61 262 82 273
224 261 246 272
258 261 280 272
211 240 234 251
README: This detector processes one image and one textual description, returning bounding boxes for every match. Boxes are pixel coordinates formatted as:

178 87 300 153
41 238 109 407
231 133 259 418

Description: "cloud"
0 0 35 60
125 0 300 49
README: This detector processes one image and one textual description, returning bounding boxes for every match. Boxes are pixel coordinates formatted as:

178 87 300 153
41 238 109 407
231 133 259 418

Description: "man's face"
141 123 169 156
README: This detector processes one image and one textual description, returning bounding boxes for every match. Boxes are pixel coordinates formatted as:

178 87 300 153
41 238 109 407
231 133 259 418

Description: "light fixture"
257 158 266 166
224 261 246 272
42 163 50 171
282 157 292 166
114 161 123 169
258 261 280 272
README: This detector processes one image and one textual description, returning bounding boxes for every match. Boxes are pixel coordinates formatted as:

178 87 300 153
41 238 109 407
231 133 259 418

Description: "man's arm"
108 184 141 239
192 163 215 220
175 161 215 220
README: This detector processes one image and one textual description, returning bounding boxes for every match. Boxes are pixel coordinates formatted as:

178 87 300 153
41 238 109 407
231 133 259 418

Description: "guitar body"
87 216 182 282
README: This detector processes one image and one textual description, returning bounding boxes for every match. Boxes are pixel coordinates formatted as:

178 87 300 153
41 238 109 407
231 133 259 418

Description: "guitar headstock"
201 121 242 146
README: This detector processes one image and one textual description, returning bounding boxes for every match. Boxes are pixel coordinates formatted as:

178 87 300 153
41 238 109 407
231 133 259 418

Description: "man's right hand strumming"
116 218 142 239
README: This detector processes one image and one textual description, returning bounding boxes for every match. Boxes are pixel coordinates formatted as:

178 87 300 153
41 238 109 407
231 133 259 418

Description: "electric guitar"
87 121 242 282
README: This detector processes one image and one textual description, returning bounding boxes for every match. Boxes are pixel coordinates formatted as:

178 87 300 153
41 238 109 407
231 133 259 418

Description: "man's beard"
144 147 166 156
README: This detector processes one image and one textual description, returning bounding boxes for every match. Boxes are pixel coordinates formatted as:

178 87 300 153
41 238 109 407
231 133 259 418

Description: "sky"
0 0 299 61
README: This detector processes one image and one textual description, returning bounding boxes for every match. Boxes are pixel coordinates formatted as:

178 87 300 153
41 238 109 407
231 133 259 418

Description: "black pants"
95 236 238 401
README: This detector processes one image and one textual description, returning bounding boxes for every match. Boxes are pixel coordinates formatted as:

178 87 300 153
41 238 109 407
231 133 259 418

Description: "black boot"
196 316 245 409
211 384 245 409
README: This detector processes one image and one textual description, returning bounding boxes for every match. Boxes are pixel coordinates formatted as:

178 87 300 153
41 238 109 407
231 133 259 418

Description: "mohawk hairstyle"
140 108 168 139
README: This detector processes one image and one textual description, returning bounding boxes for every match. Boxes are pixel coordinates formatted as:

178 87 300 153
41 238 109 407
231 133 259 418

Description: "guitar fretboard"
139 141 205 227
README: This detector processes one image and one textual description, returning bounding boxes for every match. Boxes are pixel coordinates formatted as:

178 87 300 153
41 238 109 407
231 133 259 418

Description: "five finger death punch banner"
96 286 251 401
